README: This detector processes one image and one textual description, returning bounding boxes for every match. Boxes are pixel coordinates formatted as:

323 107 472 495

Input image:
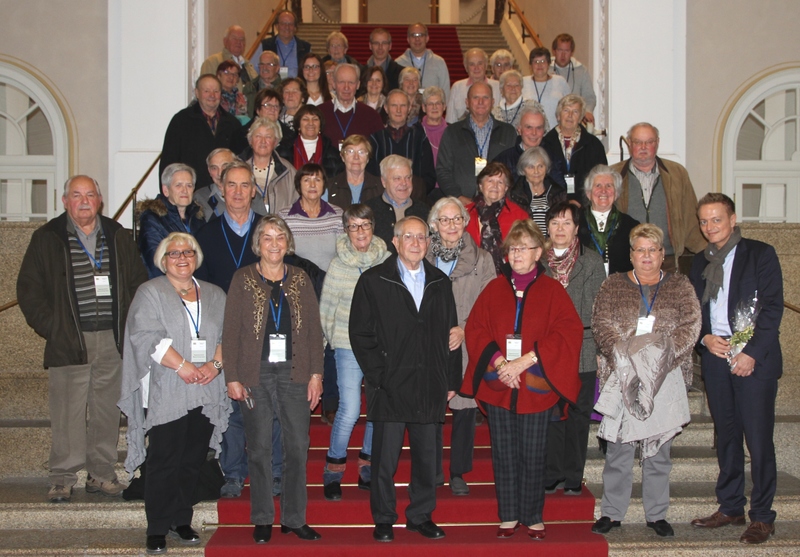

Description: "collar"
287 199 337 217
382 191 411 209
223 209 255 236
333 97 356 113
499 96 523 110
66 215 101 241
591 208 611 221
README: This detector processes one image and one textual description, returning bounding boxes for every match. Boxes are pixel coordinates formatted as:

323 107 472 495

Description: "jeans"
219 402 248 482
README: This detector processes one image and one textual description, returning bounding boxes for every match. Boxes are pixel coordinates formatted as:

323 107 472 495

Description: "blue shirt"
397 258 425 310
709 246 736 337
223 210 255 237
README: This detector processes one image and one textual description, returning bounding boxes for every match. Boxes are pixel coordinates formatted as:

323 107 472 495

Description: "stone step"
0 528 207 556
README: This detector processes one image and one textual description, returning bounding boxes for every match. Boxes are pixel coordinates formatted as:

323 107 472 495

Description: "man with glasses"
366 28 402 91
489 49 515 80
611 122 705 273
250 10 311 79
350 214 461 542
202 25 257 89
243 51 283 117
446 48 500 124
550 33 596 125
395 23 450 101
320 64 384 146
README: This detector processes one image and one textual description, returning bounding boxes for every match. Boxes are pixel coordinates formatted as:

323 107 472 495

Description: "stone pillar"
341 0 360 23
439 0 460 24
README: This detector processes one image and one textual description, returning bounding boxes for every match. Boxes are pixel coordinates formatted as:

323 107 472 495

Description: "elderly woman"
326 134 383 209
426 197 495 496
509 146 567 234
231 87 294 162
224 215 324 543
462 219 582 539
278 163 344 271
489 49 514 80
292 104 343 181
465 162 530 274
591 223 701 538
522 47 570 133
420 86 448 169
246 117 297 215
319 204 389 500
137 163 204 278
321 31 358 66
579 165 640 276
120 232 230 554
399 66 424 126
542 94 608 201
301 53 331 106
279 78 308 126
216 60 247 119
492 70 539 129
542 201 605 495
358 65 388 114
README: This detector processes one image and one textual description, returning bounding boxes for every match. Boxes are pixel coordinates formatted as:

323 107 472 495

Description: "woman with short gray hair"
508 147 566 236
492 70 540 129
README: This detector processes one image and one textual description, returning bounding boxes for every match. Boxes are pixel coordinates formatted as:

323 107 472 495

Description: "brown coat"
222 263 323 387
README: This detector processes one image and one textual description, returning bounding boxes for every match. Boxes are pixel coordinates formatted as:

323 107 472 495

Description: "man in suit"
689 193 783 545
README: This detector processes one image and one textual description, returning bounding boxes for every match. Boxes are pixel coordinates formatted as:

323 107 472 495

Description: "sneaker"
272 477 282 497
220 477 244 498
48 484 72 503
85 475 125 497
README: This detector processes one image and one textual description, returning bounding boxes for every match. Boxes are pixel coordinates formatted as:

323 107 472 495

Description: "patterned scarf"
476 194 505 274
430 231 464 262
220 88 240 116
701 225 742 303
585 205 620 256
546 236 580 287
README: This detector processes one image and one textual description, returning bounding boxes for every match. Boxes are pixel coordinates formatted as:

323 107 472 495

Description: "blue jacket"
137 194 205 278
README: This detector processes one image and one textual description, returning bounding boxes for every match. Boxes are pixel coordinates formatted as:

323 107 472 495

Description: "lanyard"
334 108 356 139
634 270 663 317
179 280 201 338
413 52 427 82
475 125 491 159
76 235 105 271
588 215 617 259
260 266 287 332
221 213 253 269
533 79 549 103
503 102 522 126
254 164 272 199
437 257 456 277
275 39 295 66
510 278 524 333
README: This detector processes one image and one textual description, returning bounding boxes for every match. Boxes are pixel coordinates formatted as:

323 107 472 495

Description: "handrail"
245 0 291 62
619 135 629 162
505 0 543 49
112 152 162 234
0 300 18 313
786 301 800 314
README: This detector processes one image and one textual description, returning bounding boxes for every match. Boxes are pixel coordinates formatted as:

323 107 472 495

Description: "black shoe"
281 524 321 540
544 478 565 494
324 481 342 501
406 520 445 539
647 519 675 537
373 523 394 542
358 476 371 491
145 535 166 555
564 486 582 496
253 524 272 544
592 516 621 534
169 525 200 545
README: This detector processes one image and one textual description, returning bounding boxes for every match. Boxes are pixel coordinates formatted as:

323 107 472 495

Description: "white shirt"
709 246 737 337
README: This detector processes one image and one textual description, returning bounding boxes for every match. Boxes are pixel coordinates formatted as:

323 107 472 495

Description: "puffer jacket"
136 194 204 278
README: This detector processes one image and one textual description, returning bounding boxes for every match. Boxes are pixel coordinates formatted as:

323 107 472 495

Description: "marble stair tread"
0 528 207 555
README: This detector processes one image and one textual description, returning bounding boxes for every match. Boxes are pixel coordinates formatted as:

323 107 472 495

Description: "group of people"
14 15 785 556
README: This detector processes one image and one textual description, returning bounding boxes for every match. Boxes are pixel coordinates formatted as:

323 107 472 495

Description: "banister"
619 135 629 162
245 0 291 62
112 152 162 238
505 0 543 49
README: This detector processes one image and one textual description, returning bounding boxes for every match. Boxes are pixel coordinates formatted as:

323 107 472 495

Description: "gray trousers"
240 360 310 528
600 437 673 522
48 329 122 487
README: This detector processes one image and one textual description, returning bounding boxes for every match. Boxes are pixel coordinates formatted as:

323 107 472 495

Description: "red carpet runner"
205 414 608 556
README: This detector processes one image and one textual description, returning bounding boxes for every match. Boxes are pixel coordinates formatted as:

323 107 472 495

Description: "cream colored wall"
0 0 108 199
206 0 272 59
520 0 592 68
686 0 800 197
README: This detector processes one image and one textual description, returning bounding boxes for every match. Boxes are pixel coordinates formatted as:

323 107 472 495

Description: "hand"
447 390 456 401
449 326 465 351
583 111 595 124
458 195 473 207
730 352 756 377
195 361 220 386
704 334 732 359
228 381 247 401
177 361 204 385
308 376 323 410
495 354 531 390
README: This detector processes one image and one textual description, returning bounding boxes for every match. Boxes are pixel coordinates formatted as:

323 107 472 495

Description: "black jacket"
368 123 436 200
136 194 205 278
508 175 567 218
261 36 312 69
326 171 383 210
541 124 607 202
578 208 639 275
349 256 462 423
366 195 430 254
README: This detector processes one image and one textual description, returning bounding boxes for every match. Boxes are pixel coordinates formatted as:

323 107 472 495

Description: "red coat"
461 262 583 414
465 199 530 248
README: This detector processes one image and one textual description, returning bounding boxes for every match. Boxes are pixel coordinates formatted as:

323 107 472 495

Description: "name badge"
338 139 344 152
475 157 487 176
93 275 111 297
564 174 576 194
269 334 287 362
635 315 655 336
279 66 289 79
190 338 207 364
506 335 522 361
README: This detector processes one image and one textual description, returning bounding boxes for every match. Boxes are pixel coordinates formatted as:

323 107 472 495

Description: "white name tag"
565 174 576 194
191 339 207 364
269 334 287 362
93 275 111 297
635 315 655 336
475 157 487 176
279 66 289 79
506 335 522 361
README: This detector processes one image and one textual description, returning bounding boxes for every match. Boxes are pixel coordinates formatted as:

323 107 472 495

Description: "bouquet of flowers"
728 291 760 369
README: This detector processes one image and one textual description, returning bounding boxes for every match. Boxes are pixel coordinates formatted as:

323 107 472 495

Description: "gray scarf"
701 225 742 303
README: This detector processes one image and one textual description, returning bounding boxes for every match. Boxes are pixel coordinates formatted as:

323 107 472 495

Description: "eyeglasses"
531 59 549 65
493 62 512 68
303 64 321 71
437 216 464 225
508 246 540 254
260 102 281 110
260 62 278 69
632 247 663 255
166 249 196 259
343 148 368 157
399 233 429 243
631 139 658 147
221 69 240 75
346 222 373 232
409 33 427 38
425 101 443 107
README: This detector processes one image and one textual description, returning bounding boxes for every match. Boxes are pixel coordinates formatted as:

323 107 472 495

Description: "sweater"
319 101 384 146
278 200 344 271
395 49 451 101
194 213 260 293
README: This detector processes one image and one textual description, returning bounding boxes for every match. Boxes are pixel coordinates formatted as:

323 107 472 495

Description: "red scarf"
293 135 323 168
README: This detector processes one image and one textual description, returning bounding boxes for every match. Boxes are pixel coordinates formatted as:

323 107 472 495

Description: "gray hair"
463 47 488 69
247 116 283 143
205 148 234 166
342 203 375 228
489 49 514 68
154 232 204 273
556 94 586 123
627 122 660 141
498 69 523 90
518 102 549 131
399 66 421 85
583 164 623 205
422 86 445 104
379 154 412 180
220 159 256 187
333 62 361 82
428 197 470 230
393 215 429 237
62 175 101 197
252 215 295 256
386 88 410 106
160 163 196 188
326 30 349 50
517 146 551 176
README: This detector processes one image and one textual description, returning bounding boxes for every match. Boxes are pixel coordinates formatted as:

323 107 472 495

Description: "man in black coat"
251 10 311 79
350 216 461 543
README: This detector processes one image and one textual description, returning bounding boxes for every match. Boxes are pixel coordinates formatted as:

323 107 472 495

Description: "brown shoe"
691 510 746 528
740 521 775 544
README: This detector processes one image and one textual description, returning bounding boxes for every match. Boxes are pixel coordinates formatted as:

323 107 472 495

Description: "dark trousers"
702 356 778 523
435 408 477 478
145 407 214 536
322 344 339 412
545 372 595 488
486 403 549 525
371 421 437 525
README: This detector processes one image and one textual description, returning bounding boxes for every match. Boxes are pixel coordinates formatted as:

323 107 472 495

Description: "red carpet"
339 24 467 82
205 411 607 556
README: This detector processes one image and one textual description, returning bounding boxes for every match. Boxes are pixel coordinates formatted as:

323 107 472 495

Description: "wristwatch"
211 359 223 370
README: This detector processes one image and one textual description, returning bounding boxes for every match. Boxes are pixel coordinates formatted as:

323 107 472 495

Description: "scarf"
585 206 620 256
220 88 240 116
476 194 505 274
701 225 742 303
293 135 323 169
546 236 580 287
430 231 464 262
